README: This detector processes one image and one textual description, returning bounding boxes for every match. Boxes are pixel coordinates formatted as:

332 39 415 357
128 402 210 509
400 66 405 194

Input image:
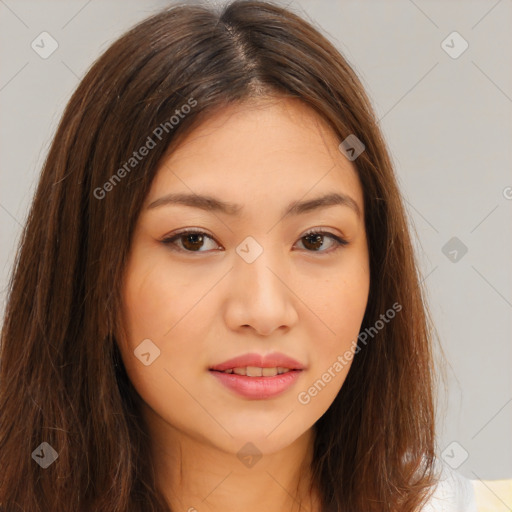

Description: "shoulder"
420 458 477 512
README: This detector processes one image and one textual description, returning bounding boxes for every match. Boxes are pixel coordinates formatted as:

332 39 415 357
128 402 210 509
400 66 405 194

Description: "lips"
209 352 306 372
210 369 302 399
209 352 306 399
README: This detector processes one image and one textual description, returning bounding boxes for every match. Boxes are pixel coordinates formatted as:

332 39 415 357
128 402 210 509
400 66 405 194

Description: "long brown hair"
0 1 439 510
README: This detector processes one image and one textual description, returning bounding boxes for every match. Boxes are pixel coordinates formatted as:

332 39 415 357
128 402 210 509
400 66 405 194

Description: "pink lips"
209 352 305 400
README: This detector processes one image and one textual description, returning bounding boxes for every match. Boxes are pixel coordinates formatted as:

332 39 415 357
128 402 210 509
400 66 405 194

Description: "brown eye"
180 232 206 251
161 230 219 253
296 231 348 253
302 233 324 251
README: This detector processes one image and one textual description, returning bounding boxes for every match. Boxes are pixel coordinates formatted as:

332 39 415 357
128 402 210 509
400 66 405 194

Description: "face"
117 97 370 457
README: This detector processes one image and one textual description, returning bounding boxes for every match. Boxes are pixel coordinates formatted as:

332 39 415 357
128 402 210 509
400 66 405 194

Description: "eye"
160 228 349 254
294 229 348 254
161 228 220 253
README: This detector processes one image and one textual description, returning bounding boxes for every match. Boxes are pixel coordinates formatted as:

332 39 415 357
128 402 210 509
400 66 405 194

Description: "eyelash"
160 228 349 255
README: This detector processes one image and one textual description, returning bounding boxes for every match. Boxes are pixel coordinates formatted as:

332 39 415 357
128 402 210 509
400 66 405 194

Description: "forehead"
145 97 364 215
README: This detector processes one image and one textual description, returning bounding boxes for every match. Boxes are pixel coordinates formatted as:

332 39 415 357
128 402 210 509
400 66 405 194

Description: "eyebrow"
146 191 361 219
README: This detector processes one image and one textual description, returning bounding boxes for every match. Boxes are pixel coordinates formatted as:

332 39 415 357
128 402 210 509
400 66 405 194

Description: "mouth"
209 367 303 399
208 352 306 399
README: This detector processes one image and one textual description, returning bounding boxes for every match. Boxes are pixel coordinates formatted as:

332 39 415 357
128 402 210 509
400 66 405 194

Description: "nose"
223 242 299 336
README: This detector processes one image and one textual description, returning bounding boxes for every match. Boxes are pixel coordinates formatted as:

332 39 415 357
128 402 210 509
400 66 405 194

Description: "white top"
421 459 477 512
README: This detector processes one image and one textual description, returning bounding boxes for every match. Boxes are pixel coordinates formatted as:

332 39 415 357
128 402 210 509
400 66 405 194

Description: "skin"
117 96 370 512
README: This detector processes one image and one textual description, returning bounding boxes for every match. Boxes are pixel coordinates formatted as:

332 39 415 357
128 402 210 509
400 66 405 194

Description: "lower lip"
209 369 303 399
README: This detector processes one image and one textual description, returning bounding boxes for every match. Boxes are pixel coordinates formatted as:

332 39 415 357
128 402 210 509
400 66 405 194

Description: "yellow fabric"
473 479 512 512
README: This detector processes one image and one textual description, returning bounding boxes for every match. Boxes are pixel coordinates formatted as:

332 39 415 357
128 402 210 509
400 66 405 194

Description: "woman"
0 1 477 510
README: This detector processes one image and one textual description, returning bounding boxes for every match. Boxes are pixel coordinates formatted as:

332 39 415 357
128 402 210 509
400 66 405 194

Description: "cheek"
298 253 369 343
118 248 229 397
117 253 215 425
295 254 369 403
121 249 212 347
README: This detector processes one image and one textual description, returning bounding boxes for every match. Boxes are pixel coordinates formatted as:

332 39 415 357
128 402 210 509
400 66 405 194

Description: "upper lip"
209 352 306 372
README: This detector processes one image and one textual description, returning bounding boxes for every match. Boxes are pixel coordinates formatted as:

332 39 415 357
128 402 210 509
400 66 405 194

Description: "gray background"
1 0 511 482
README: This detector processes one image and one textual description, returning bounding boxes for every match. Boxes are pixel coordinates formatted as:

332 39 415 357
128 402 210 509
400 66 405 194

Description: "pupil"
304 234 322 251
183 234 203 251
